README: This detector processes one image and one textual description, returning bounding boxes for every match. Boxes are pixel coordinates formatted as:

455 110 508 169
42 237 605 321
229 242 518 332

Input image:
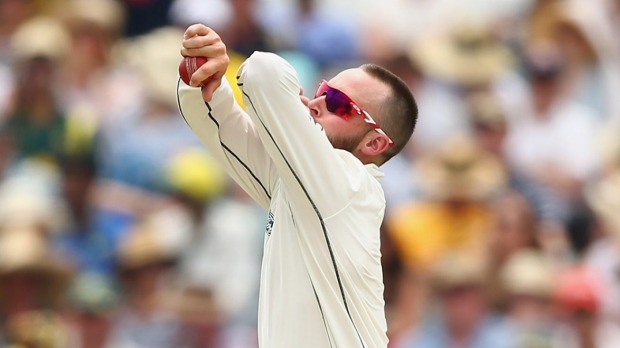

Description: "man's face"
306 68 389 153
442 285 487 334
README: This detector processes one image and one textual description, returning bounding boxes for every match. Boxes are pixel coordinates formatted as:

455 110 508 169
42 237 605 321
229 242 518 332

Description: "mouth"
308 113 322 129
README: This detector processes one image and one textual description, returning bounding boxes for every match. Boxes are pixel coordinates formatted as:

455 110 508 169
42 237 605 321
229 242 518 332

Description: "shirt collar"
365 163 384 181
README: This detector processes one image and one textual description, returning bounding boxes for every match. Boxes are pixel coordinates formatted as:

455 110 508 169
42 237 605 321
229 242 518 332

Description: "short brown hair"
360 63 418 164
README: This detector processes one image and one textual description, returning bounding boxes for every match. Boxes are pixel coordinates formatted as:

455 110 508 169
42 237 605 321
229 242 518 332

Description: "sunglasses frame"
315 80 394 146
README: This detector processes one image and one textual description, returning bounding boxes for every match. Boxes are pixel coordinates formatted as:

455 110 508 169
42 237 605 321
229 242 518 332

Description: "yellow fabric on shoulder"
226 51 246 108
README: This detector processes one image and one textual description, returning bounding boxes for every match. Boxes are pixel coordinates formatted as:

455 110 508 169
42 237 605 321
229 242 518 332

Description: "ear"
359 132 391 157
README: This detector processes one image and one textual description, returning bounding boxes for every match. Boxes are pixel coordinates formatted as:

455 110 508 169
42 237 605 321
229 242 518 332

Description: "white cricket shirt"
177 52 389 348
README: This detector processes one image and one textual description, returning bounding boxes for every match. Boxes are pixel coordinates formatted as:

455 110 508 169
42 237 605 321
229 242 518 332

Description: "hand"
180 24 230 101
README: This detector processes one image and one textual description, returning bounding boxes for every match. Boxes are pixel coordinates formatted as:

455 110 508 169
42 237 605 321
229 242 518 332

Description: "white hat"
501 249 554 298
119 26 185 109
62 0 125 36
10 16 71 61
416 134 507 200
0 160 67 233
0 228 72 298
585 171 620 240
410 24 514 86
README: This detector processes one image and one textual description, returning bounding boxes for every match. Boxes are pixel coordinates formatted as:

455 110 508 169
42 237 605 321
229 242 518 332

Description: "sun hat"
116 217 180 271
584 171 620 241
61 0 125 37
466 91 507 129
500 249 554 299
410 23 514 86
430 251 487 292
552 265 603 313
527 0 610 57
0 228 72 297
10 16 71 62
416 134 507 200
0 161 67 234
118 26 185 110
598 126 620 171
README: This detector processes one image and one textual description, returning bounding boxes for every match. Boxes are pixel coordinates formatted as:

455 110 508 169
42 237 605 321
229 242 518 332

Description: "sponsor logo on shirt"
265 211 274 236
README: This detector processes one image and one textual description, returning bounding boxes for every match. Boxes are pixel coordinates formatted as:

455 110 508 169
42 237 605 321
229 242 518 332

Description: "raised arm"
237 52 370 217
177 25 276 209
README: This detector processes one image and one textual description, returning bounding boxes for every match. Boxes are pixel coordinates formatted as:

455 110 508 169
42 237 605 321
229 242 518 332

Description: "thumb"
201 73 224 102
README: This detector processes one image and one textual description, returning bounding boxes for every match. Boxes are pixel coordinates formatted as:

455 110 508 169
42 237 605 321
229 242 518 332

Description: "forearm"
177 76 275 209
238 52 362 215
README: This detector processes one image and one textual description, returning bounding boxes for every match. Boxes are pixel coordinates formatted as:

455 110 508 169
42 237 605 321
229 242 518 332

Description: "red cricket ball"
179 56 208 85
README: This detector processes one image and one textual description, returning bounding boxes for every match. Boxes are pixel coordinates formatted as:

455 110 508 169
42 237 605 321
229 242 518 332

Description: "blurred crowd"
0 0 619 347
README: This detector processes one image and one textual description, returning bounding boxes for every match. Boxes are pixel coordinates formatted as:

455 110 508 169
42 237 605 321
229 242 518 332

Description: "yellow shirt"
387 201 492 270
226 51 246 107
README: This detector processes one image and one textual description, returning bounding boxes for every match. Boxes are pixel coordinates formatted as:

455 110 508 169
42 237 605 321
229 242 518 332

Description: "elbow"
240 52 297 89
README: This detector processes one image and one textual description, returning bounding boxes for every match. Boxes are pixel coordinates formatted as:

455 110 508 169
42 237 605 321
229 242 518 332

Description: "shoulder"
335 149 385 193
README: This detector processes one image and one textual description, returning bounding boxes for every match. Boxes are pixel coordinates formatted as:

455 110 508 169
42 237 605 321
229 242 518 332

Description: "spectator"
385 134 507 339
485 190 541 306
376 52 485 214
407 23 515 152
583 170 620 322
468 91 564 221
99 26 200 192
525 0 620 122
394 251 512 348
387 134 507 271
5 16 72 164
106 216 185 347
550 265 620 348
57 0 140 129
500 249 557 347
505 41 601 200
0 0 34 115
52 144 134 277
163 147 264 348
0 226 73 346
64 272 118 348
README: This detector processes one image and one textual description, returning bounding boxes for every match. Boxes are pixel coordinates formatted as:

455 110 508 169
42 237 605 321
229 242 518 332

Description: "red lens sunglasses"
315 80 394 146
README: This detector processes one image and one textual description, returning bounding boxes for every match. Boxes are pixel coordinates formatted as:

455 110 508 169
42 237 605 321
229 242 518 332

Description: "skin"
180 24 392 165
311 69 391 159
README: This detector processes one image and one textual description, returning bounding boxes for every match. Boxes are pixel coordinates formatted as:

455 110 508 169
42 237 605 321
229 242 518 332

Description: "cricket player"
176 24 418 348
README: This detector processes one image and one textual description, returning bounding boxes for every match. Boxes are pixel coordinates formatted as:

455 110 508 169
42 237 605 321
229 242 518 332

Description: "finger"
180 43 225 59
201 72 224 102
182 32 221 50
183 24 211 39
189 60 224 87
